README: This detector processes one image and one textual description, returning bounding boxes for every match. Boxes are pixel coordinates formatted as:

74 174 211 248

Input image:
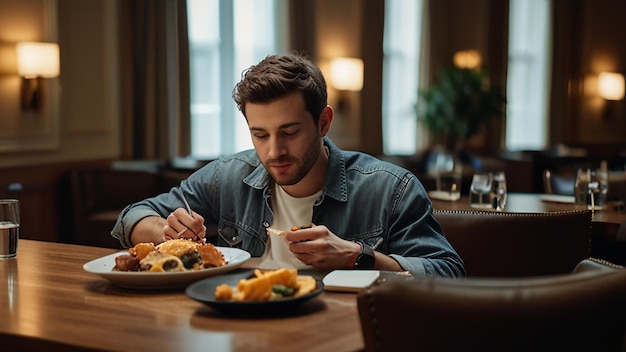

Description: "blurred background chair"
543 169 576 196
433 209 592 277
544 168 626 201
357 258 626 352
69 166 162 248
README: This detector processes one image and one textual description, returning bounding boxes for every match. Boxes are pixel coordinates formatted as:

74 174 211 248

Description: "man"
111 53 465 277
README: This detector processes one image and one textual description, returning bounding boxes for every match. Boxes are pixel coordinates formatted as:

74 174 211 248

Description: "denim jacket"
111 138 466 277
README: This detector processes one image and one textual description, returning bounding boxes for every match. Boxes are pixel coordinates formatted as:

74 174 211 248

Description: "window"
187 0 287 159
505 0 552 151
382 0 424 155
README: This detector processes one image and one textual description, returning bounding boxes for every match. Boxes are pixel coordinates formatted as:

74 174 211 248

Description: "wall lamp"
16 42 60 111
329 57 363 113
453 50 481 69
598 72 624 100
598 72 624 119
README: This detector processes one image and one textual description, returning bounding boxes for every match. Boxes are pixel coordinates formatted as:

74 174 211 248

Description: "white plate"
539 194 575 204
428 190 461 201
83 247 251 289
322 270 380 292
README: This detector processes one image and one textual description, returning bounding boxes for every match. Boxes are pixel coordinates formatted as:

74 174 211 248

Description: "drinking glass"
470 172 493 208
491 171 507 211
575 168 608 210
432 152 463 201
0 199 19 259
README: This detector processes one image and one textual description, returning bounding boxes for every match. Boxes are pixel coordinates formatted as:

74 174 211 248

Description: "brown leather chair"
544 168 626 201
69 167 161 248
543 169 576 196
357 258 626 352
433 209 592 277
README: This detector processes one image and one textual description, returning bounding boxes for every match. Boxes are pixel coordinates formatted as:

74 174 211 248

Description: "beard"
265 135 321 186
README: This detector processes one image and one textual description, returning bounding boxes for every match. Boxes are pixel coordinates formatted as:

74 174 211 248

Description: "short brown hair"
232 53 328 125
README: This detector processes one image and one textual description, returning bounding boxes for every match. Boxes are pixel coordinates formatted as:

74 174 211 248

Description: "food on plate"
199 243 230 268
140 252 186 272
113 253 141 272
214 268 317 302
130 242 156 260
113 238 228 272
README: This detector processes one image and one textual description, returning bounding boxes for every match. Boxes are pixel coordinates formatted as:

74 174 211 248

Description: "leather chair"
69 167 162 248
544 168 625 201
543 169 576 196
433 209 592 277
357 258 626 352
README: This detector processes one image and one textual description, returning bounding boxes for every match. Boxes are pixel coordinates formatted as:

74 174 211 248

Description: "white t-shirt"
257 183 322 270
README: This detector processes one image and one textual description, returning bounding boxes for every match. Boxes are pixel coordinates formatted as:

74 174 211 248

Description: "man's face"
246 92 321 186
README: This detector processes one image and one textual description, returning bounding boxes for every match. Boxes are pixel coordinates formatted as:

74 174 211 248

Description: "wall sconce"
329 57 363 112
598 72 624 100
598 72 624 119
16 42 60 111
453 50 481 69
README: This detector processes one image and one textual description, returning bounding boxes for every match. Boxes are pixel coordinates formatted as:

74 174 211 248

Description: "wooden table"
0 240 364 352
430 192 626 227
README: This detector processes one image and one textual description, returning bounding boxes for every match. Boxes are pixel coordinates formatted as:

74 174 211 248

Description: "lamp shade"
454 50 481 69
598 72 624 101
330 57 363 91
16 42 60 78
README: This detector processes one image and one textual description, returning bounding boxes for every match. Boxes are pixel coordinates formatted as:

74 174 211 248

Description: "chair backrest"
433 209 592 277
357 258 626 352
70 167 161 217
69 167 161 247
544 168 625 201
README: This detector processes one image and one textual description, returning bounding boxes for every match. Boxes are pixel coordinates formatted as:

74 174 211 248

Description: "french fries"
266 225 312 237
266 227 285 236
215 268 317 302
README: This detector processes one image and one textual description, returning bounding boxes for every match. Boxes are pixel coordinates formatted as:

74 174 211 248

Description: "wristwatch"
354 240 375 269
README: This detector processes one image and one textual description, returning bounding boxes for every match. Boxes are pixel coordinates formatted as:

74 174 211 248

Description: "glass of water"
470 172 493 208
575 168 608 210
0 199 19 259
491 171 507 210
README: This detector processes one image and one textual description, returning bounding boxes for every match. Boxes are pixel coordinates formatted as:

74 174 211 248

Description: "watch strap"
355 240 375 269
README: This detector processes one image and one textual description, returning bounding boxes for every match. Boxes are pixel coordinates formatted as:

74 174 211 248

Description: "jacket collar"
243 137 348 202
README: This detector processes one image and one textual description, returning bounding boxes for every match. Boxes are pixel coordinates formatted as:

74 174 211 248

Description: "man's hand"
284 225 403 271
283 225 361 269
164 208 207 242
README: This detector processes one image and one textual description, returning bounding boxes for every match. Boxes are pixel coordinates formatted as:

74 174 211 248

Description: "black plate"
185 269 324 316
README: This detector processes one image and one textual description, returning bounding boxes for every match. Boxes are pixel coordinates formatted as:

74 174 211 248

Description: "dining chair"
543 169 576 196
433 209 592 277
544 168 626 201
357 258 626 352
69 167 162 248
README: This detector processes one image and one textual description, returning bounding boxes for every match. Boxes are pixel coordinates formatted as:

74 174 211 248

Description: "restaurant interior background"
0 0 625 247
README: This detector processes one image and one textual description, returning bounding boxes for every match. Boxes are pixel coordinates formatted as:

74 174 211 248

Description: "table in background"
431 192 626 264
0 240 364 352
431 193 625 228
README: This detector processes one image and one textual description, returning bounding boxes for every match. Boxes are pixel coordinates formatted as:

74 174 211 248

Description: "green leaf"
417 66 506 142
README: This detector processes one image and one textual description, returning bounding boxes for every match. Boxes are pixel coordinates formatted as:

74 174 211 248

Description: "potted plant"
417 66 506 191
418 66 506 152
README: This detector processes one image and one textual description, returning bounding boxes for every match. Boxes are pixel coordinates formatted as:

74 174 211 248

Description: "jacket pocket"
217 223 243 248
